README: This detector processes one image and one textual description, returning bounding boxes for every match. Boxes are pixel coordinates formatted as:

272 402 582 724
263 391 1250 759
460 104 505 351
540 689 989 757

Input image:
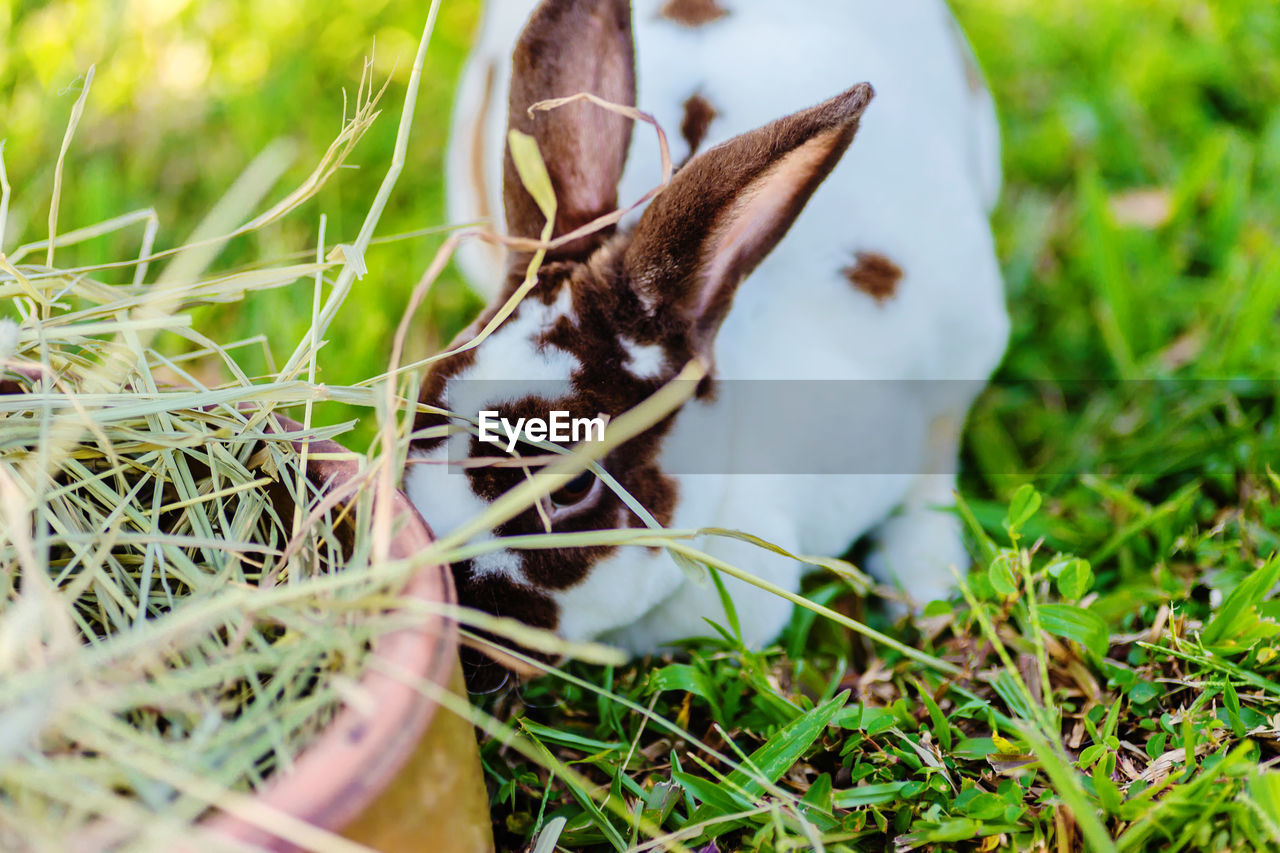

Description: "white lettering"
550 410 570 443
478 411 502 445
574 415 606 443
502 417 525 453
478 411 609 453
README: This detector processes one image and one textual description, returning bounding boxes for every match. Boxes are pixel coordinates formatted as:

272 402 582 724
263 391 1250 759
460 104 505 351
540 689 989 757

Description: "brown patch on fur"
411 267 681 657
457 570 559 631
454 271 684 584
462 389 679 593
843 251 903 303
680 93 717 158
455 571 559 692
659 0 728 27
504 0 635 263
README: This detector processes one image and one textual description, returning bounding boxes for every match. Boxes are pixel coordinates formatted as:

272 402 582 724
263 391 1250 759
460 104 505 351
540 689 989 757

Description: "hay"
0 25 434 850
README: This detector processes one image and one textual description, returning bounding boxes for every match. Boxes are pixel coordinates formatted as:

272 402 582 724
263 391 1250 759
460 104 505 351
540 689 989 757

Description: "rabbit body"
411 0 1009 657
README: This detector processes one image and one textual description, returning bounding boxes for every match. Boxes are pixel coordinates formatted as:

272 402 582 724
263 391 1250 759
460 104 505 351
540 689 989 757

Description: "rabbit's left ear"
624 84 874 354
504 0 636 263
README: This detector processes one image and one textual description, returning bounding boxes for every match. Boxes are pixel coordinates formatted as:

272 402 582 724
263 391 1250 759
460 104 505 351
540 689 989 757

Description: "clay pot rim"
200 414 456 850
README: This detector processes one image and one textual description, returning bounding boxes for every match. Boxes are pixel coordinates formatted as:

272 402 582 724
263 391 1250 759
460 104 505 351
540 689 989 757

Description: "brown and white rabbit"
406 0 1009 657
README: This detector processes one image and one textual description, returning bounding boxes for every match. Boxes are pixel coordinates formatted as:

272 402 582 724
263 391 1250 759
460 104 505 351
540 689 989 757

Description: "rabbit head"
405 0 872 670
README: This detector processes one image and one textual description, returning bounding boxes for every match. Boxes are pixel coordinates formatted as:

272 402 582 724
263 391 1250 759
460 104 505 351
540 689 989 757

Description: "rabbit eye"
551 471 597 506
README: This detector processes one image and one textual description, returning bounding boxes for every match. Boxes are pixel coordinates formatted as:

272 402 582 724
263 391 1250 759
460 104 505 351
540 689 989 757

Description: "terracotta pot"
200 418 493 852
3 371 492 852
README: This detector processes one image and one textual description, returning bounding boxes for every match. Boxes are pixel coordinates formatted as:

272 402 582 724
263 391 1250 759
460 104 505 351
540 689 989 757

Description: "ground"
4 0 1280 849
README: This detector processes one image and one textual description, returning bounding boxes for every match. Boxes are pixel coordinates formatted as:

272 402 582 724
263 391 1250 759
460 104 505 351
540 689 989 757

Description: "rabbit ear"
504 0 636 262
624 84 874 353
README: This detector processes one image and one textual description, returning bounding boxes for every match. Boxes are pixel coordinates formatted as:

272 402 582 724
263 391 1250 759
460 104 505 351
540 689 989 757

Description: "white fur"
431 0 1010 655
456 298 581 384
622 339 666 379
405 444 525 580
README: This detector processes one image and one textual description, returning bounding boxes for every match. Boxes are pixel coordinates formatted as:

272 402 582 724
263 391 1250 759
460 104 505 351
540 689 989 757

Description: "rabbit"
405 0 1009 660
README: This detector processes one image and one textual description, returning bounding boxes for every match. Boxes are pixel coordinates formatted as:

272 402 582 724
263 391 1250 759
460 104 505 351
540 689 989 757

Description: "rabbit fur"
405 0 1009 659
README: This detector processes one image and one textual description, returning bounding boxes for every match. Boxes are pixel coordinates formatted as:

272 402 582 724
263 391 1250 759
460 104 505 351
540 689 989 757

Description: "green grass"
1 0 485 444
5 0 1280 849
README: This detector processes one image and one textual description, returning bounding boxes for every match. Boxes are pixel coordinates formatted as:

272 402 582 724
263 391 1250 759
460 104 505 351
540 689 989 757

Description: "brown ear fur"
624 84 874 350
504 0 636 262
